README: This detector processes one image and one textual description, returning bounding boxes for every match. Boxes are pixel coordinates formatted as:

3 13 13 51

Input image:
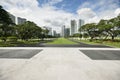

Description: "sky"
0 0 120 33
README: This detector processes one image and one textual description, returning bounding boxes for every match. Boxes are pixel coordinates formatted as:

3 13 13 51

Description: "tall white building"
61 25 65 37
70 20 77 35
53 30 57 36
78 19 84 33
16 17 26 25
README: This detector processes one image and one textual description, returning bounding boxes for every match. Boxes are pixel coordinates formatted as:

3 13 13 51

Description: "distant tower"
78 19 84 33
16 17 26 24
65 28 70 37
53 30 57 37
61 25 65 37
71 20 77 35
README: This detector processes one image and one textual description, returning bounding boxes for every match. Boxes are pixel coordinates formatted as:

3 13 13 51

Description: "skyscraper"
65 28 70 37
16 17 26 24
53 30 57 37
61 25 65 37
78 19 84 33
71 20 77 35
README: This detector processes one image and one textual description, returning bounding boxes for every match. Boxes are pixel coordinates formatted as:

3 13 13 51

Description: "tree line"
0 5 53 42
78 14 120 41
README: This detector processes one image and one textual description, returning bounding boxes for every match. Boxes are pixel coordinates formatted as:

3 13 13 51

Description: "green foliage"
83 33 89 38
0 37 7 42
0 5 13 24
73 33 82 38
79 34 82 38
16 21 42 40
7 36 18 42
80 23 98 40
79 14 120 41
0 5 15 41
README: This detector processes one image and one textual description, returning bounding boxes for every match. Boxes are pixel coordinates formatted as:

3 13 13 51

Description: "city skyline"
8 9 85 36
0 0 120 33
9 13 26 25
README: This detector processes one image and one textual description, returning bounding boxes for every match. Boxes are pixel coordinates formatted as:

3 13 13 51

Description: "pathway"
0 48 120 80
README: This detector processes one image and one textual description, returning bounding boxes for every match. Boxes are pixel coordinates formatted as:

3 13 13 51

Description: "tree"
0 5 14 41
83 33 89 40
79 14 120 41
79 34 82 39
16 21 39 40
73 33 80 37
73 33 82 39
0 5 13 25
34 26 42 40
108 18 118 40
97 20 110 39
40 29 49 40
79 23 98 41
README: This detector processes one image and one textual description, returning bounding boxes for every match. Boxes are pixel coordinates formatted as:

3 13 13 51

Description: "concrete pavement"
0 48 120 80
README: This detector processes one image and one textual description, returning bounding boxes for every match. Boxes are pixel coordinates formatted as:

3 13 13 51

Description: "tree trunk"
90 37 93 42
104 35 108 40
111 36 114 41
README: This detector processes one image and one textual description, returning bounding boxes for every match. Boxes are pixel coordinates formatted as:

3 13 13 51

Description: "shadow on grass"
0 39 55 47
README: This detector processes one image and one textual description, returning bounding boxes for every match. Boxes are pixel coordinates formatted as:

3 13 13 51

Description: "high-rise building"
71 20 77 35
78 19 84 33
9 14 16 24
65 28 70 37
16 17 26 24
61 25 65 37
53 30 57 37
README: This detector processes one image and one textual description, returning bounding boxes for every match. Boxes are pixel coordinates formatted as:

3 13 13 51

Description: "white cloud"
115 8 120 15
76 8 100 23
77 8 96 19
0 0 120 33
0 0 73 33
77 0 120 23
43 0 63 6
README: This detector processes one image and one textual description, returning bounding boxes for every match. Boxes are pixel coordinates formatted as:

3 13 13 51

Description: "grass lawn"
0 39 40 47
79 39 120 48
47 38 78 45
102 41 120 48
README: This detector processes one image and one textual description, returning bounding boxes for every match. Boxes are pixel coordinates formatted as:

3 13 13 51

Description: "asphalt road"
0 49 42 59
17 40 111 48
68 39 112 48
80 50 120 60
41 43 111 47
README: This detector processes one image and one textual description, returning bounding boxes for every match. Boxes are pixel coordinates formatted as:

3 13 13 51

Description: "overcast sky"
0 0 120 33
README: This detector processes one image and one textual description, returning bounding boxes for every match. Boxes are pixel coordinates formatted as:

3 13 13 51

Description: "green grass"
79 39 120 48
78 40 102 45
102 41 120 48
0 39 40 47
47 38 78 45
0 42 16 47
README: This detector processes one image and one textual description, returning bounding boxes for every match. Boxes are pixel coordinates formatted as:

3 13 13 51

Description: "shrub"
0 37 7 42
8 36 18 42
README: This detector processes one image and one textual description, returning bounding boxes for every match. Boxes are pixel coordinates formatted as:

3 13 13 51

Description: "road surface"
0 47 120 80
